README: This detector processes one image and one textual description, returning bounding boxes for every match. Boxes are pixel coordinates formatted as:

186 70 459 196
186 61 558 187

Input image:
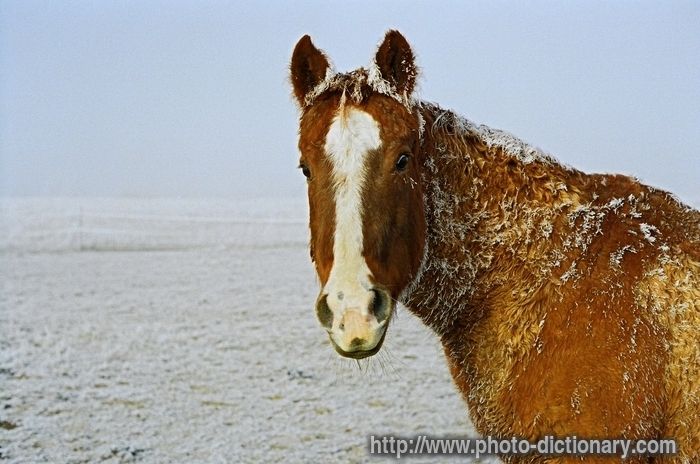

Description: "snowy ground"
0 198 494 463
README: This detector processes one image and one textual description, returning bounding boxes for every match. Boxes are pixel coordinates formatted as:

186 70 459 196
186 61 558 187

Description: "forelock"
303 67 416 110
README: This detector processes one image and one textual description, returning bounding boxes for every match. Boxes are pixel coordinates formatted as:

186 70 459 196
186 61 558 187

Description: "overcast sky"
1 1 698 204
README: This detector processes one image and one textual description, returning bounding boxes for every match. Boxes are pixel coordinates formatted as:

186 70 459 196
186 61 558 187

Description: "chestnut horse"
290 31 700 463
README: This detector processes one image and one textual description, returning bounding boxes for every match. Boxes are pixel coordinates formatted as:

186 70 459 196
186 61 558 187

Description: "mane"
421 102 564 167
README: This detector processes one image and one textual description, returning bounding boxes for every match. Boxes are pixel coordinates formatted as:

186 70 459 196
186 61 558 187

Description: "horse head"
290 31 426 359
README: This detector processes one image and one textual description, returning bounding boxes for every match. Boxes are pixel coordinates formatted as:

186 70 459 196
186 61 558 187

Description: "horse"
289 30 700 463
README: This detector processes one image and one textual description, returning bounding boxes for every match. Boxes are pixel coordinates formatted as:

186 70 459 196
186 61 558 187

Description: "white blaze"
323 107 381 317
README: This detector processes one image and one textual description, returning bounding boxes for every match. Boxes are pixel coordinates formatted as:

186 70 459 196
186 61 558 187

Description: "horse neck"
402 103 581 335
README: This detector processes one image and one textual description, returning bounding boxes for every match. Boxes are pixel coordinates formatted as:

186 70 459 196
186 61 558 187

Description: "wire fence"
0 198 309 253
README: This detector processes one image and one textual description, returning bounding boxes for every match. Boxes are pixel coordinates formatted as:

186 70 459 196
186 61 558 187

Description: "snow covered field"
0 198 490 463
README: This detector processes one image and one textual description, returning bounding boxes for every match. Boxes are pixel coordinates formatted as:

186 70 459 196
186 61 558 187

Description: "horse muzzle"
315 287 392 359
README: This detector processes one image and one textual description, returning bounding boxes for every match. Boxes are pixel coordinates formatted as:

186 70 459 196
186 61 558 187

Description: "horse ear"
290 35 331 107
374 30 417 96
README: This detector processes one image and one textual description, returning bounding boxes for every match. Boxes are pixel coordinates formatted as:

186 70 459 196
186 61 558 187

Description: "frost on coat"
291 30 700 463
401 102 700 461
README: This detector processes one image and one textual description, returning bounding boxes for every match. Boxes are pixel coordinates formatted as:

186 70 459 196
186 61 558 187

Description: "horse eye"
395 153 410 172
299 163 311 179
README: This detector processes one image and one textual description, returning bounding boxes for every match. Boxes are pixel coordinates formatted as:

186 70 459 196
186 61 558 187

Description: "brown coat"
403 102 700 462
291 30 700 463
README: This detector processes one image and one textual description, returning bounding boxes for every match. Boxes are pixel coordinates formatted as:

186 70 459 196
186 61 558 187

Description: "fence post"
79 206 84 251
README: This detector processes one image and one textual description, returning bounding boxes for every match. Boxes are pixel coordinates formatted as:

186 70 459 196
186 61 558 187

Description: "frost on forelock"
303 63 416 110
303 64 425 138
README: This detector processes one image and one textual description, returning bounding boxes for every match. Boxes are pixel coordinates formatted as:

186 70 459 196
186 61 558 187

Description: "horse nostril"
371 289 389 323
315 294 333 330
339 323 345 331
